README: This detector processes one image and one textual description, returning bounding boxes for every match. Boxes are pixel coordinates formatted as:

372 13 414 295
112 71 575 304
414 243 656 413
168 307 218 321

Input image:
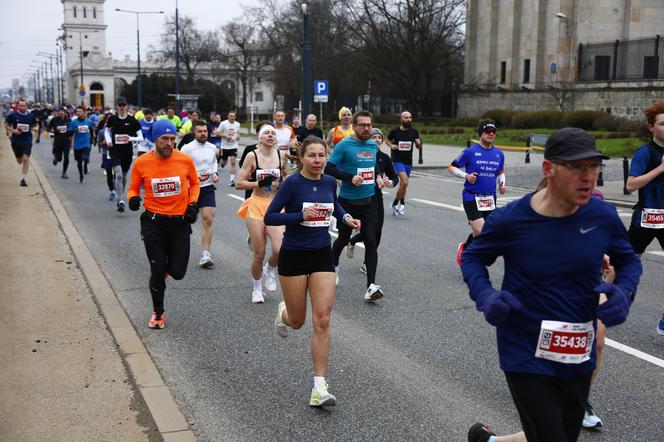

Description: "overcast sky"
0 0 263 90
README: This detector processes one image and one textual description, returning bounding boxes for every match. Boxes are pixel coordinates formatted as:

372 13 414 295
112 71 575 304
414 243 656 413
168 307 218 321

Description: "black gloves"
129 196 141 211
184 202 199 223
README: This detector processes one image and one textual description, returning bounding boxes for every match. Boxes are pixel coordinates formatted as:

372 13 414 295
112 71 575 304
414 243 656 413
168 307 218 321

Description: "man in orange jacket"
127 119 201 329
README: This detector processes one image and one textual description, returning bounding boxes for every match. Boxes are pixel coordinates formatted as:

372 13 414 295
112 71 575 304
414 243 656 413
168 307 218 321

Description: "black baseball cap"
544 128 609 161
116 96 127 105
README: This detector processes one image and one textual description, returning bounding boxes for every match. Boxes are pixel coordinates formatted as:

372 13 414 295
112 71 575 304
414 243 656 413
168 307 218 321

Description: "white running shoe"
310 380 336 407
398 204 405 216
392 204 399 216
199 251 214 268
346 244 355 259
263 264 278 292
251 289 265 304
582 403 603 429
275 301 288 337
364 283 384 302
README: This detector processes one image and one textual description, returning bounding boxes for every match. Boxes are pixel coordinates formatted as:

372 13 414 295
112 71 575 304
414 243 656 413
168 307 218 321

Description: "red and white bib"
535 320 594 364
151 176 182 197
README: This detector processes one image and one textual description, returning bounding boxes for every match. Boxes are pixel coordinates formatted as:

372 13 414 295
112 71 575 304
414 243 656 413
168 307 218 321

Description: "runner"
178 109 200 139
47 107 72 179
463 128 641 442
127 119 200 329
207 112 222 150
104 97 143 212
219 111 241 186
181 120 220 268
296 114 324 143
265 137 360 407
137 108 155 157
448 119 506 266
273 110 296 153
386 111 422 216
325 106 354 151
325 111 383 301
97 112 116 200
346 128 398 274
158 107 182 130
67 106 95 183
32 104 43 144
624 100 664 335
236 124 288 303
90 107 101 148
4 99 37 186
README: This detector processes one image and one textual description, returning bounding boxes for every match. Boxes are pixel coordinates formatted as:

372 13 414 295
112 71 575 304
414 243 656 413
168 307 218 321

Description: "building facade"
61 0 275 112
459 0 664 119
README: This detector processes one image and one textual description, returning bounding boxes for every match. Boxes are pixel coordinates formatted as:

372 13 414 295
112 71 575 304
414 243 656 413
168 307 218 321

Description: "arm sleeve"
460 211 505 302
325 162 354 182
264 179 305 226
104 126 112 144
332 184 347 221
127 161 143 199
129 129 144 143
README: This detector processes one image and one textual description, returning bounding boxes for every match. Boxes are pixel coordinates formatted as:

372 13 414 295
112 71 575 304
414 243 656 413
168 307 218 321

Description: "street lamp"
37 52 56 104
301 0 311 117
115 8 164 107
555 12 573 83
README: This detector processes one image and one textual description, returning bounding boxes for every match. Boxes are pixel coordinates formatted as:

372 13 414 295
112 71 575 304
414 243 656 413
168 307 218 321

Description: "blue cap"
152 120 177 140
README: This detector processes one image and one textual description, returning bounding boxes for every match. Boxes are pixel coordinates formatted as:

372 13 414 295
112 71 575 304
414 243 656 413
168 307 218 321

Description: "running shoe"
109 190 116 201
79 175 84 184
467 422 495 442
360 262 367 274
657 313 664 335
275 301 288 337
52 158 58 166
456 241 465 266
199 251 214 268
251 289 265 304
582 403 603 429
229 180 235 187
148 312 165 329
364 283 384 302
61 173 68 179
20 179 27 187
398 204 405 216
346 243 355 259
309 380 336 407
117 200 126 212
392 204 399 216
263 264 278 292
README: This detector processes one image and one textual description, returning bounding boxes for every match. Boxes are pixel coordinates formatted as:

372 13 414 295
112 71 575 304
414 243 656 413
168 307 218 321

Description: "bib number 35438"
151 176 182 197
535 320 594 364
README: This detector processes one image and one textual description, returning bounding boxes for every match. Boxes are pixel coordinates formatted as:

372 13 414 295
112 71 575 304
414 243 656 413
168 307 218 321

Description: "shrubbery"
481 109 515 127
448 116 479 127
561 111 609 130
511 111 563 129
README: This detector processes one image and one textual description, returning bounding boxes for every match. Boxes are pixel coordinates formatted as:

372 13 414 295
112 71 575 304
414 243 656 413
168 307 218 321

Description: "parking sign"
314 80 328 102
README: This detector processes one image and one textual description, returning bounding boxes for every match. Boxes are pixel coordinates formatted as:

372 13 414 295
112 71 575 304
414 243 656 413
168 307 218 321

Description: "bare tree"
222 22 264 113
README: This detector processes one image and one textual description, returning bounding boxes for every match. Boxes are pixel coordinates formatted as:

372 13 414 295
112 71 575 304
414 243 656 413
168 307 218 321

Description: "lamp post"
175 0 181 109
37 52 56 104
115 8 164 107
29 64 44 102
301 0 311 117
555 12 572 83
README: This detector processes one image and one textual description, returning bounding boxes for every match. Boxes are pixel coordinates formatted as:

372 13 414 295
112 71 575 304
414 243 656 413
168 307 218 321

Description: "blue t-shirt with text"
628 142 664 226
68 118 95 150
328 136 378 200
6 111 36 145
452 143 505 202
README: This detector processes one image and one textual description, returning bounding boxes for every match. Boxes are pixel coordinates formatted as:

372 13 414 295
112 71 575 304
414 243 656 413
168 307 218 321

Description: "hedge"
511 111 563 129
561 111 610 130
481 109 515 127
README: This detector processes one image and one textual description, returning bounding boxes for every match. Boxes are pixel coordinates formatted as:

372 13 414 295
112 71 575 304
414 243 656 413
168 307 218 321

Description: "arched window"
83 7 87 18
90 82 104 91
73 6 77 18
93 7 97 19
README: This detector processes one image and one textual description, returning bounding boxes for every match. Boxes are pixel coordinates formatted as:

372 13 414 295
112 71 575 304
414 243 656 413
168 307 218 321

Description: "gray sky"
0 0 263 90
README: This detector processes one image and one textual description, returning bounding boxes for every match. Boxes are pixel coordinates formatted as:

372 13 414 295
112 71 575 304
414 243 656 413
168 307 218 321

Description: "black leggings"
105 167 115 191
350 194 385 249
505 371 591 442
54 143 70 174
140 212 192 315
332 197 379 287
74 148 91 180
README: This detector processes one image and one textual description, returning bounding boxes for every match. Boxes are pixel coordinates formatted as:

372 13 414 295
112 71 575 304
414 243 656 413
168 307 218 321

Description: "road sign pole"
319 101 323 134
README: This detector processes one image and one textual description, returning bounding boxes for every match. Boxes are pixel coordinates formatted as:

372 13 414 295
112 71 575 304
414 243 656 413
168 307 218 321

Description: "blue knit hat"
152 119 177 140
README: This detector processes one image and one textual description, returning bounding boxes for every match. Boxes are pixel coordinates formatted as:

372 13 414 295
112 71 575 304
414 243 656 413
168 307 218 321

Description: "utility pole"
175 0 181 110
301 1 312 117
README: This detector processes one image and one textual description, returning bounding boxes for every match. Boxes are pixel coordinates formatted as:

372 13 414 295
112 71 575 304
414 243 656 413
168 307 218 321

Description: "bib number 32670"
151 176 182 197
535 320 594 364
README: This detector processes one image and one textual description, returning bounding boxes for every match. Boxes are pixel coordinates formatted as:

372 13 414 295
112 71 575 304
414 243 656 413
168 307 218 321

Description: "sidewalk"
0 137 156 441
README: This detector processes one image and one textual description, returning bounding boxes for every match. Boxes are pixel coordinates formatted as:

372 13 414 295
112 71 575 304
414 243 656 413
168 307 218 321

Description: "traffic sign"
314 95 328 103
79 90 86 96
314 80 328 96
79 84 86 91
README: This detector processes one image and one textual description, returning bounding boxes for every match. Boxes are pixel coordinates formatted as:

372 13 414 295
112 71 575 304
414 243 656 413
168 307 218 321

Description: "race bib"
475 195 495 211
198 169 215 186
641 208 664 229
114 134 130 144
77 125 89 133
535 320 594 364
256 168 281 182
151 176 182 197
57 125 67 133
17 123 29 132
398 141 412 151
301 202 333 227
357 167 375 185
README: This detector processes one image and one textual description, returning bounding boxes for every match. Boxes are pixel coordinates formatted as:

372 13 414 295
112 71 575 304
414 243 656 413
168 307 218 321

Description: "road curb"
31 160 197 441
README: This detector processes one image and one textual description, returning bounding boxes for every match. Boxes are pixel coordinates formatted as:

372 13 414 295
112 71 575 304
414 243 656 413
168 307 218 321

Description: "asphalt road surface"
33 145 664 441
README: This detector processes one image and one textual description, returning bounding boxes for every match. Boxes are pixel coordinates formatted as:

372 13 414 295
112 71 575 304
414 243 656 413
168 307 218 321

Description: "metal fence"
577 35 663 81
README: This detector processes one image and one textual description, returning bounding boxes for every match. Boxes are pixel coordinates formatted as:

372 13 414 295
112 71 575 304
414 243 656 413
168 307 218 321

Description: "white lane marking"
647 251 664 257
411 198 464 212
618 212 632 218
605 338 664 369
329 230 365 248
227 193 245 202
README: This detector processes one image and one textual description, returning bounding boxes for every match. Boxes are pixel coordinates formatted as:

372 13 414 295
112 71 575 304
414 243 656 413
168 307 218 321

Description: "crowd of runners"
5 94 664 441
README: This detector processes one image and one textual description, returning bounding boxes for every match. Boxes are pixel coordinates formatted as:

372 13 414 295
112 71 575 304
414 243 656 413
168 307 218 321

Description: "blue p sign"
314 80 328 96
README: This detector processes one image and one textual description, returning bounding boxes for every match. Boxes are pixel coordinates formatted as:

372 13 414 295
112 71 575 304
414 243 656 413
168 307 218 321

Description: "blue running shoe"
657 314 664 336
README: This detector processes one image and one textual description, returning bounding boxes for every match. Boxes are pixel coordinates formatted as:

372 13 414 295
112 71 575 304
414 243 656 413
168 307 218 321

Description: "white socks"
252 278 262 291
313 376 325 388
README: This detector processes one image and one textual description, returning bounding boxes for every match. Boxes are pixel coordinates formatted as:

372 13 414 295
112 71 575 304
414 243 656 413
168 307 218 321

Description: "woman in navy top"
265 137 360 408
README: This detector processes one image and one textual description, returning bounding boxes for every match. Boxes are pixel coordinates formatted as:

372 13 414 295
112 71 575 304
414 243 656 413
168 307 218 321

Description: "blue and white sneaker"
392 204 399 216
657 314 664 336
109 190 116 201
582 403 603 429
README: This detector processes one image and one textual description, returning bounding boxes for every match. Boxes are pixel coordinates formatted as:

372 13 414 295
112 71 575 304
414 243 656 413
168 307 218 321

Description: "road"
33 145 664 441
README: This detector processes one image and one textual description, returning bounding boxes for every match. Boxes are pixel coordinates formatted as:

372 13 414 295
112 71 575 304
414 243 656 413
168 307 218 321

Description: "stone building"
60 0 275 112
459 0 664 119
